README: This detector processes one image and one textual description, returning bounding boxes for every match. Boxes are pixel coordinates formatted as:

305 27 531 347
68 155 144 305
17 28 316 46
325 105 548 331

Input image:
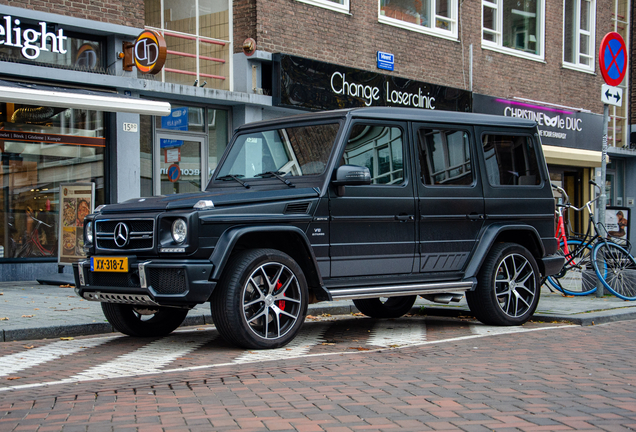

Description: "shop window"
418 128 472 186
0 103 105 260
342 125 404 185
563 0 595 71
380 0 457 39
295 0 349 14
145 0 231 91
482 134 540 186
482 0 544 60
208 109 228 181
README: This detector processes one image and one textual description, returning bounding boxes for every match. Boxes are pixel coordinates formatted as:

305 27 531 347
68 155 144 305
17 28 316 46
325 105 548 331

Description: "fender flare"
208 225 329 299
463 223 545 280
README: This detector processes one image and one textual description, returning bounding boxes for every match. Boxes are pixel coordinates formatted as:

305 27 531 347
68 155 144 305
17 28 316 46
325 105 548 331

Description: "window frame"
562 0 596 73
378 0 458 41
295 0 350 14
481 0 546 62
417 127 475 187
481 132 543 188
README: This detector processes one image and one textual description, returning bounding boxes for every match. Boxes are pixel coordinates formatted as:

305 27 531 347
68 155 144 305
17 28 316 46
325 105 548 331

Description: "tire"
545 239 597 296
353 296 417 318
466 243 541 326
101 303 189 337
210 248 308 349
592 242 636 301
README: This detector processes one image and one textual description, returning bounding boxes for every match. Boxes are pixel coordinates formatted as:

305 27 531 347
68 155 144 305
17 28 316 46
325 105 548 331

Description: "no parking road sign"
167 164 181 183
599 32 627 87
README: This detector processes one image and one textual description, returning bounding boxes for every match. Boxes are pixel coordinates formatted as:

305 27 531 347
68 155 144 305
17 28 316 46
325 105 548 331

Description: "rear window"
482 134 541 186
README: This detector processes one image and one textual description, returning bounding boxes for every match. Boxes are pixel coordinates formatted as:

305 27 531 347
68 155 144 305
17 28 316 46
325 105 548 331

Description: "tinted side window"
341 124 404 185
418 128 472 186
482 134 541 186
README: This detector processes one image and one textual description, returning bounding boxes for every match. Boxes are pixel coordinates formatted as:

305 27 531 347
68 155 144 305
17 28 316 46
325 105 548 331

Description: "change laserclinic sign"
273 54 471 112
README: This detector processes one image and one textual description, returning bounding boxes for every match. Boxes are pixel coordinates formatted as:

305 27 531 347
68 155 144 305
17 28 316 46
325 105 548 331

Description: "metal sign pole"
596 104 609 297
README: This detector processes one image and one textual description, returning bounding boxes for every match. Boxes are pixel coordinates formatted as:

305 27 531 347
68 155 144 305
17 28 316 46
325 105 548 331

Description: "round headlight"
171 219 187 244
85 221 94 244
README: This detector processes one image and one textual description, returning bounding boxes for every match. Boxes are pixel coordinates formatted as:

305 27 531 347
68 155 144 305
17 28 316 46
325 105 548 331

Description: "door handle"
395 214 414 222
466 213 484 221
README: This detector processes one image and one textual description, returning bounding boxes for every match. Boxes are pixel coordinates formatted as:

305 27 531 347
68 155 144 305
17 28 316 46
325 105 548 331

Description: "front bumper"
540 254 566 277
73 258 216 307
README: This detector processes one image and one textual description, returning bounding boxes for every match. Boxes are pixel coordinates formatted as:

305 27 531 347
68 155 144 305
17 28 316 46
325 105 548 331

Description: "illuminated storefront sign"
273 54 471 112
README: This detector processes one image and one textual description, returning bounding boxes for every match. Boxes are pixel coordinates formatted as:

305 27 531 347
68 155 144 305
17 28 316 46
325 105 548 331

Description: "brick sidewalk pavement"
1 321 634 431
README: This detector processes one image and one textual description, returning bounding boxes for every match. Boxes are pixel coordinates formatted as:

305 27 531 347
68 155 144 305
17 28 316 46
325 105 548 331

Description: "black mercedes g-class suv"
74 107 563 349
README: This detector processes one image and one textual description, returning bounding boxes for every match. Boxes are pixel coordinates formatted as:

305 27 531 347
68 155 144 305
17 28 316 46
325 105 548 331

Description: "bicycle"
13 211 56 258
546 181 636 300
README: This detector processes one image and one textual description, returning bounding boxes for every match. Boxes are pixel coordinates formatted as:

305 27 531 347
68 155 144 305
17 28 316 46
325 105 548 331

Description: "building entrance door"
154 132 208 195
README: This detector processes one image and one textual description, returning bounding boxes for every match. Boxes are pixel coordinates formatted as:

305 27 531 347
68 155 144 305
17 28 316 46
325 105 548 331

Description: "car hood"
98 187 321 214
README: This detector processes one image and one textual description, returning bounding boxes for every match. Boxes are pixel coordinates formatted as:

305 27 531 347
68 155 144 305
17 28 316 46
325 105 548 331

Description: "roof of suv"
235 107 538 131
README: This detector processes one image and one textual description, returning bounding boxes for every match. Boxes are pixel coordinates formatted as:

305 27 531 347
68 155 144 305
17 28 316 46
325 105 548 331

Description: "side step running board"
327 281 474 301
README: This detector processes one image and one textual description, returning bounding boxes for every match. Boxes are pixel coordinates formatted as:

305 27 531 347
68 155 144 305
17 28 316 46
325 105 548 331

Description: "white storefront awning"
542 144 603 168
0 80 171 117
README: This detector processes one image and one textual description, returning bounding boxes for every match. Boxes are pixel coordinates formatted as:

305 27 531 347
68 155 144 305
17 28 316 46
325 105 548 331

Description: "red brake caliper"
276 281 286 310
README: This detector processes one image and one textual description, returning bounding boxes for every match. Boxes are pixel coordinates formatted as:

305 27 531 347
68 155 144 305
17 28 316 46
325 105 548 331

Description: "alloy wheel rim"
494 253 537 318
242 262 302 340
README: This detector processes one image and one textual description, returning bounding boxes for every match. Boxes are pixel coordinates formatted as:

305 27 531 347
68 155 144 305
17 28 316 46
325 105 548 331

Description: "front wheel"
353 296 417 318
101 303 189 337
592 242 636 301
211 249 308 349
466 243 540 326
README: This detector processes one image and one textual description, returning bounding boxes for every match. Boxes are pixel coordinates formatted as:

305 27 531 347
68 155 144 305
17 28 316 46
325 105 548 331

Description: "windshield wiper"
216 174 250 189
255 171 295 188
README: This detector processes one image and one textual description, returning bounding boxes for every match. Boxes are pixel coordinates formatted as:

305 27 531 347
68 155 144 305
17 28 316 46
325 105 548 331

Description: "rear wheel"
467 243 540 326
211 249 308 349
353 296 417 318
101 303 189 337
592 242 636 301
545 239 596 296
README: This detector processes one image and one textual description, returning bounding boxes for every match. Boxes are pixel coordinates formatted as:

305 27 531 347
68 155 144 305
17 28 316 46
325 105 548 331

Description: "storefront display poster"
58 183 95 265
606 207 629 243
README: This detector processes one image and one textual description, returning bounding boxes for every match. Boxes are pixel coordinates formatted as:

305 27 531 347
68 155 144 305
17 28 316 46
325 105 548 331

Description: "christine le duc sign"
273 54 472 113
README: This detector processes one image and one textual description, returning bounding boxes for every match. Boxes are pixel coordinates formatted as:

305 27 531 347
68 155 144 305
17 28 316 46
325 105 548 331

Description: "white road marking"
367 320 426 347
0 336 119 378
73 332 216 381
470 324 531 336
0 325 573 393
233 324 327 364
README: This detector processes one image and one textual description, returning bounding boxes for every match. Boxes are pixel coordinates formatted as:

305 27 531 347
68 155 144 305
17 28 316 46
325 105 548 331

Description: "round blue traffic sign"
599 32 627 86
167 164 181 182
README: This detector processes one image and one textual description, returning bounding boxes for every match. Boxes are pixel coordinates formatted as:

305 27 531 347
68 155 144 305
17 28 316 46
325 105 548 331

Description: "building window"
482 134 541 186
379 0 457 39
342 125 404 185
563 0 595 71
418 128 472 186
295 0 349 14
482 0 544 60
145 0 232 91
0 102 105 260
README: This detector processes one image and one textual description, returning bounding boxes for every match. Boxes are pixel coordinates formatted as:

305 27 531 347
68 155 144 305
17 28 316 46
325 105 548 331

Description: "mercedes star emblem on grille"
114 222 129 247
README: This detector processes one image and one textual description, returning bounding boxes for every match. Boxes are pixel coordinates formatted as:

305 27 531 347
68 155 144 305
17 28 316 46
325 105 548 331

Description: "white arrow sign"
601 84 623 107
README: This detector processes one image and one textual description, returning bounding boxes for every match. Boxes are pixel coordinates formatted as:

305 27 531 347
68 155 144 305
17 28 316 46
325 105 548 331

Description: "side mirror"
332 165 371 196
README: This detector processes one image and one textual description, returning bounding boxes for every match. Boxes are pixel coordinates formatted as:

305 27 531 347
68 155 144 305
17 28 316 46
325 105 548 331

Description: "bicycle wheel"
592 241 636 301
545 239 597 296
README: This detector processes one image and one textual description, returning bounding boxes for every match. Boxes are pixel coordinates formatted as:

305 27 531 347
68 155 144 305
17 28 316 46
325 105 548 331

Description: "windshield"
215 122 341 180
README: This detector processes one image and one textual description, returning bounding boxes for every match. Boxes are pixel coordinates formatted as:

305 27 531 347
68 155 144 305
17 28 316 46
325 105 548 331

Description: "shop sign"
129 29 166 75
0 15 67 60
0 14 102 71
58 183 95 265
472 94 603 151
377 51 394 71
273 54 471 112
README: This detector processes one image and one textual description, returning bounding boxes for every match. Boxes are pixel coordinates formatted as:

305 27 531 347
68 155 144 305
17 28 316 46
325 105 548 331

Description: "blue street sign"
160 107 189 148
377 51 394 71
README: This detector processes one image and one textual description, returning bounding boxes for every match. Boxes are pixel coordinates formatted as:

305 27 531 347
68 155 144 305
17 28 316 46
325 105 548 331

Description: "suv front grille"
148 268 187 294
95 218 155 252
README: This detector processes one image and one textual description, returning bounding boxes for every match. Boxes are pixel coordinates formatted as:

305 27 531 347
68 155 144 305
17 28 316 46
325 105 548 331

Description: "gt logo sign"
133 30 166 74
